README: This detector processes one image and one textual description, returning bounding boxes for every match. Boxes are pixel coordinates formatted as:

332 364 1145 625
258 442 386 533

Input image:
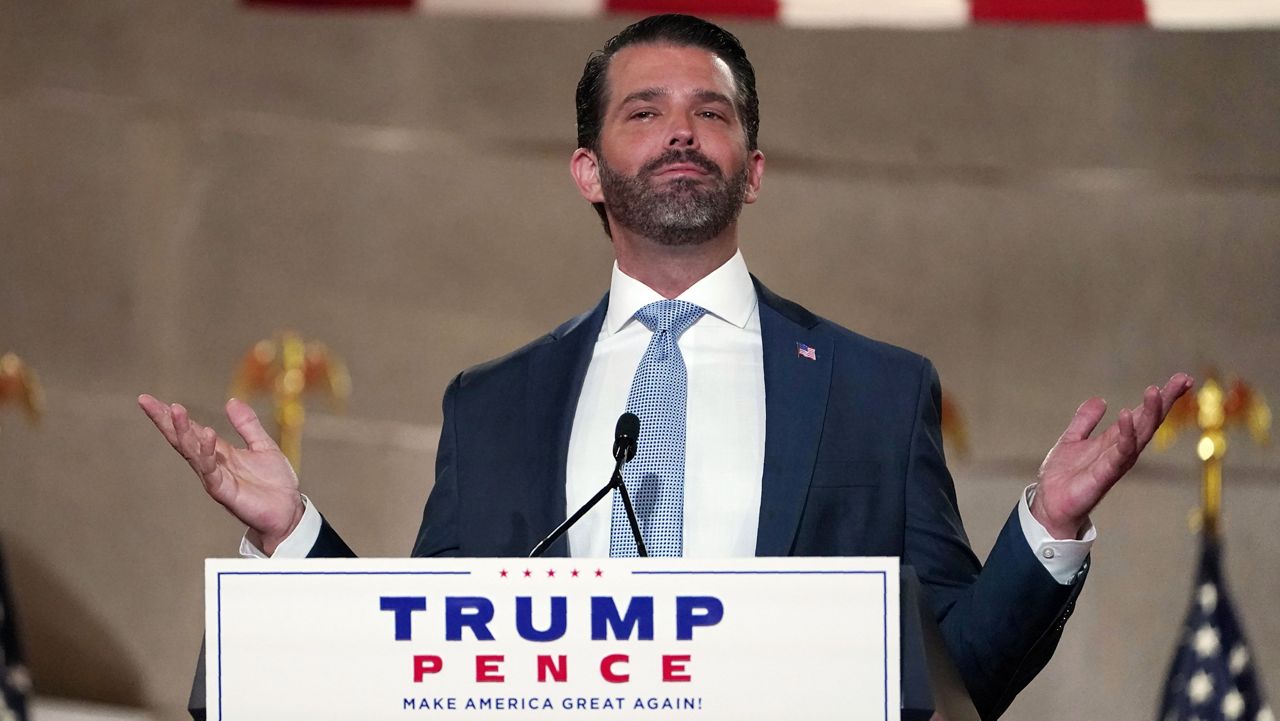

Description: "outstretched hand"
1031 373 1194 539
138 394 305 554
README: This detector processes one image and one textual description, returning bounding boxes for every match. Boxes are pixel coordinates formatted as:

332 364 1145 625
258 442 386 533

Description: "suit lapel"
519 281 831 558
524 294 609 557
753 279 833 556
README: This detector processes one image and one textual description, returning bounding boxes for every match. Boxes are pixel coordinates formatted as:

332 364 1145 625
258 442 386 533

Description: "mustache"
639 149 723 179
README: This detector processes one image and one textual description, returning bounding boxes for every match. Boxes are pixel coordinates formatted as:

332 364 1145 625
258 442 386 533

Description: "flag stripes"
606 0 780 18
245 0 1280 28
971 0 1147 24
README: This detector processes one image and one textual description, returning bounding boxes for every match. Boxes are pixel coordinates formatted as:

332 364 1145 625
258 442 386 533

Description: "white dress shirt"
565 250 765 557
247 250 1094 583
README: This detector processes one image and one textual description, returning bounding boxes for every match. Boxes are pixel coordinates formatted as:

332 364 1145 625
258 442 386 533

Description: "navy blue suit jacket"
312 278 1083 720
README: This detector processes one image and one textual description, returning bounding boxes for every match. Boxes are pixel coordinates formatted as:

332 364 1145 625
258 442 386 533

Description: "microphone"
529 412 648 558
613 412 639 463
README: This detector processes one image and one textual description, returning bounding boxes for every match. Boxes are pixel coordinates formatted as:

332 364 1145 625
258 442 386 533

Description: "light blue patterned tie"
609 299 706 558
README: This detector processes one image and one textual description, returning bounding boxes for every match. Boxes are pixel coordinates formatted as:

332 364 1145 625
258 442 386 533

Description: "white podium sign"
206 557 899 720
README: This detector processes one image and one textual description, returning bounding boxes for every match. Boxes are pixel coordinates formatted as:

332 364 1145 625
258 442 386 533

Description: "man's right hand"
138 394 304 555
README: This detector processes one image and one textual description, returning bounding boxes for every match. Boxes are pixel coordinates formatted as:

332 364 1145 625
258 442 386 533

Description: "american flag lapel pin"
795 342 817 361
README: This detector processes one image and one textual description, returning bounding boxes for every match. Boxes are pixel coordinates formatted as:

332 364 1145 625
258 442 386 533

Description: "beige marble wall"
1 2 1277 719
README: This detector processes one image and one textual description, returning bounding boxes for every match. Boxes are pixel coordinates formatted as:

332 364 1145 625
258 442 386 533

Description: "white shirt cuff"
237 494 323 559
1018 484 1095 585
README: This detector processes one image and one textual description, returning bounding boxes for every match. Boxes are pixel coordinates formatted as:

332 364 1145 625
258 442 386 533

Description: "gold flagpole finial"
0 352 45 435
1155 369 1270 538
229 332 350 471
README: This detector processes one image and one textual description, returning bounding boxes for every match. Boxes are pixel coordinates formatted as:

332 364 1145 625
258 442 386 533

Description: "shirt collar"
604 249 757 335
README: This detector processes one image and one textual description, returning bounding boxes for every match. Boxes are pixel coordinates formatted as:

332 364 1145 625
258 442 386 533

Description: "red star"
571 569 580 578
523 569 532 578
499 569 508 578
594 569 604 577
547 569 556 578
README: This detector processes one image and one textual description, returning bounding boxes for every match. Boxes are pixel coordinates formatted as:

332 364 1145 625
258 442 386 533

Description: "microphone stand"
529 447 647 558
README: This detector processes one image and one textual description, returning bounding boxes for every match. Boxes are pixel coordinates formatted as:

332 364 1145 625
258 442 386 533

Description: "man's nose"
667 118 698 147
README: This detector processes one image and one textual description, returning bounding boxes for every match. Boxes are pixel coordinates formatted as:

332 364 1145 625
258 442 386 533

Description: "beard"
598 148 749 246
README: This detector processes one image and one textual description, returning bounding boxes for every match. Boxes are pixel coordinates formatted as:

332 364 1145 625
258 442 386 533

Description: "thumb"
225 398 279 452
1060 397 1107 443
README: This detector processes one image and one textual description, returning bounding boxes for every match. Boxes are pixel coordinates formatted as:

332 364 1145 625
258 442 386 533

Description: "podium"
190 559 977 721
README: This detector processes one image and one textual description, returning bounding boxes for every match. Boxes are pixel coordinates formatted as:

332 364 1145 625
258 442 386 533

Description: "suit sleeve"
306 374 464 559
308 515 357 558
410 373 462 557
904 359 1085 721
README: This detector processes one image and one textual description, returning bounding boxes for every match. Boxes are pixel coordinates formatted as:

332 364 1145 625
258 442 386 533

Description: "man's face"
576 43 764 244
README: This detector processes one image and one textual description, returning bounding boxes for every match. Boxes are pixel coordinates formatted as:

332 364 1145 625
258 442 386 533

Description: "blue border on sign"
630 569 890 720
215 570 470 721
214 566 890 721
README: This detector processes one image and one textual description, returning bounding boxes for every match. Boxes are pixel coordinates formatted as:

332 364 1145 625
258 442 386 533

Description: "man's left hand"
1031 373 1194 539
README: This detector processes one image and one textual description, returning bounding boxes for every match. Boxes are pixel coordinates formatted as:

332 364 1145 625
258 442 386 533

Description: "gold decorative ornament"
230 332 350 470
1155 372 1270 537
0 352 44 435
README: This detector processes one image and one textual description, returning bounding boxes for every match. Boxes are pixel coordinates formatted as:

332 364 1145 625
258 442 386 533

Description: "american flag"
795 342 816 361
1157 538 1272 721
0 541 31 721
240 0 1280 29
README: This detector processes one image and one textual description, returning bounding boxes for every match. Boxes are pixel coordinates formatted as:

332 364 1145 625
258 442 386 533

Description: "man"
139 14 1191 720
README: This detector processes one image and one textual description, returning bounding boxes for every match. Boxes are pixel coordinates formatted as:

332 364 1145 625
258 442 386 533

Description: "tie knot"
634 300 706 337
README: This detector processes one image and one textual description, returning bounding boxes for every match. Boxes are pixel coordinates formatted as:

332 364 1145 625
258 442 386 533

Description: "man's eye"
630 111 656 120
699 111 725 121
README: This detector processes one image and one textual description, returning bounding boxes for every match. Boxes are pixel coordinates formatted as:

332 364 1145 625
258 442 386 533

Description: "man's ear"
743 149 766 205
570 148 604 204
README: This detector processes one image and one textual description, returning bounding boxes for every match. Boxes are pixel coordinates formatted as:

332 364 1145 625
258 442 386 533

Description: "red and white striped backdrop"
244 0 1280 29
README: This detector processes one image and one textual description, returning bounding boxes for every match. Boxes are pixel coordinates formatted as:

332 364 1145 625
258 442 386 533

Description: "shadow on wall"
3 537 146 707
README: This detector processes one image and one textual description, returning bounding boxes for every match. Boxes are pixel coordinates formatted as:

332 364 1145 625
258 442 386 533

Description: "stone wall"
1 2 1277 718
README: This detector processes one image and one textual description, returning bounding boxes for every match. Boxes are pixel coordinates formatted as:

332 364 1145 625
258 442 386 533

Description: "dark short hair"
575 14 761 233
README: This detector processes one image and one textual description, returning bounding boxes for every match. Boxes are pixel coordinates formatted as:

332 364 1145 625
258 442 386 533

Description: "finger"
191 425 226 481
170 403 214 466
1161 373 1194 411
1117 407 1137 457
170 402 190 444
199 425 218 460
1138 374 1186 415
175 408 228 484
138 393 166 414
226 398 280 452
197 434 237 495
1131 373 1195 443
1131 385 1162 445
1059 397 1107 442
1093 408 1138 489
137 394 179 446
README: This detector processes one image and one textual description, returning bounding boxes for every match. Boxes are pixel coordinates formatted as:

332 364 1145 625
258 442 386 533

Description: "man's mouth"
653 163 710 177
640 150 722 180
